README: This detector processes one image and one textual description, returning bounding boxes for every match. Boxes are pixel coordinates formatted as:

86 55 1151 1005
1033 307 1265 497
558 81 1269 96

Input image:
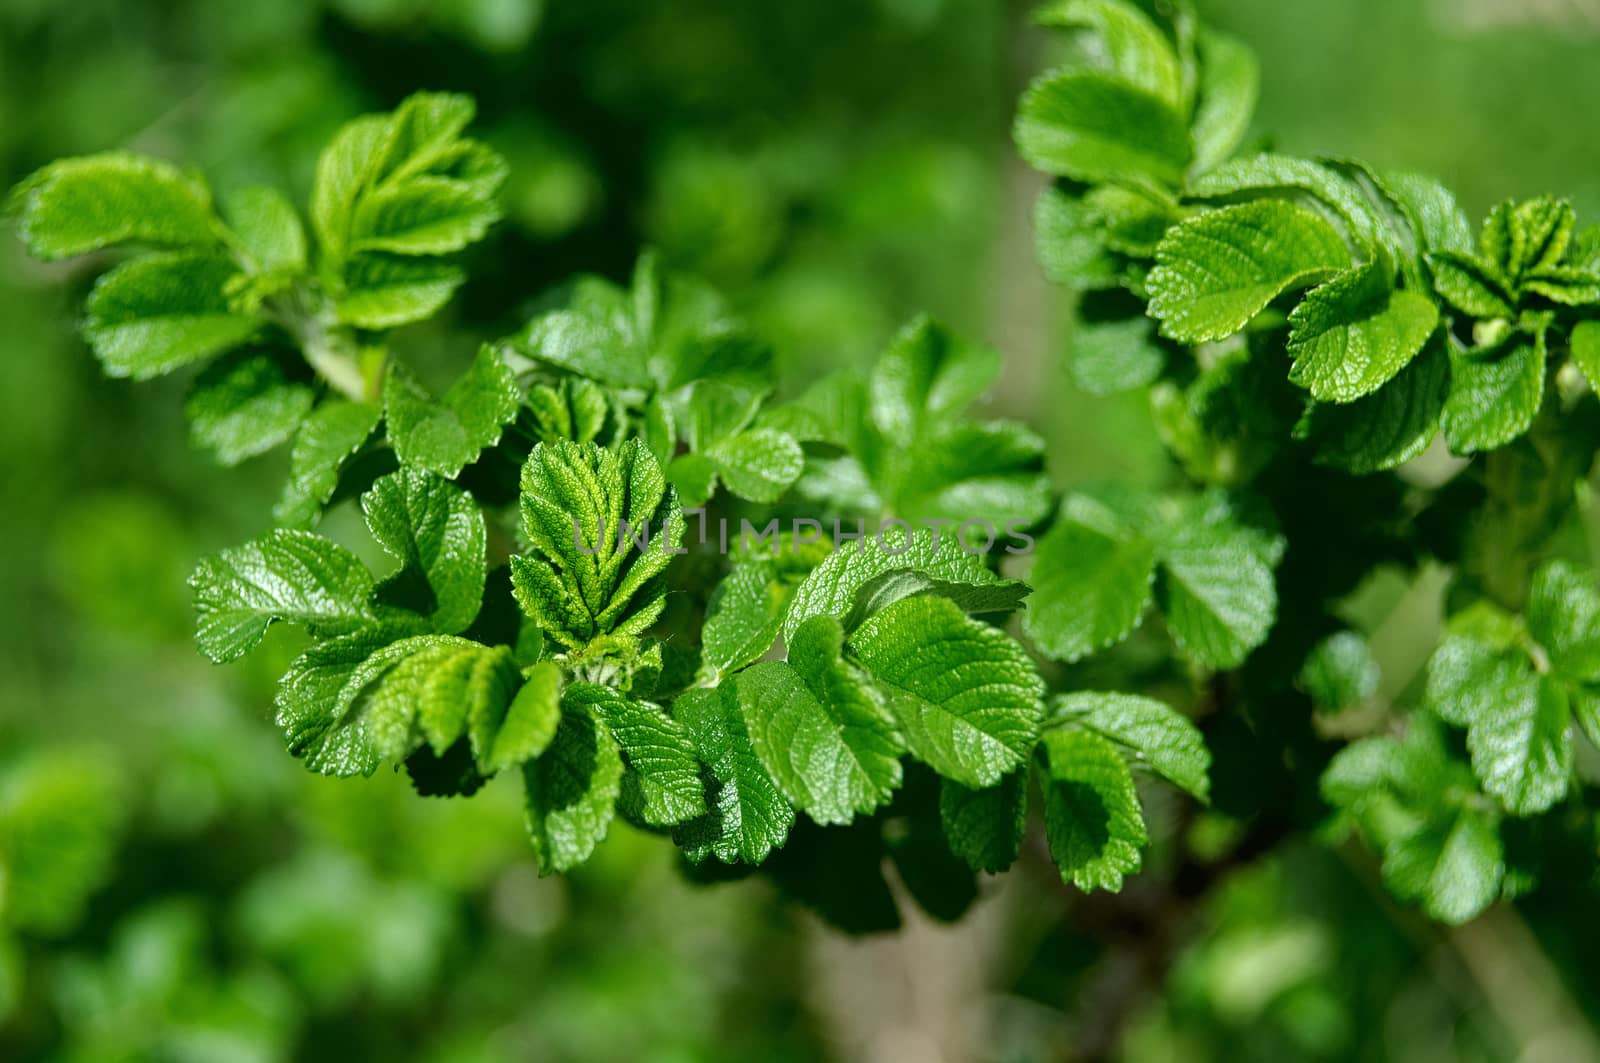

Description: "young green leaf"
869 315 1000 441
362 468 487 634
1154 496 1281 669
351 175 500 256
939 773 1028 874
672 686 795 864
1034 187 1120 289
1527 561 1600 683
850 596 1044 789
1147 200 1350 343
184 349 315 466
191 529 377 663
1188 154 1384 249
522 702 624 874
1051 691 1210 801
222 186 308 274
1295 333 1449 473
1298 631 1381 712
1040 729 1147 892
1189 28 1259 174
1569 320 1600 390
1024 494 1157 662
384 346 520 477
11 153 219 260
476 661 562 775
702 428 804 503
1442 335 1546 455
511 438 684 650
1286 260 1439 402
1382 804 1505 925
1015 71 1192 187
1033 0 1185 108
83 253 256 379
274 627 400 777
565 683 705 827
274 400 383 527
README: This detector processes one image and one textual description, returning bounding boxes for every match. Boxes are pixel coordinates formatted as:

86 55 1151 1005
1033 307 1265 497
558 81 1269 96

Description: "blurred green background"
4 1 1600 1059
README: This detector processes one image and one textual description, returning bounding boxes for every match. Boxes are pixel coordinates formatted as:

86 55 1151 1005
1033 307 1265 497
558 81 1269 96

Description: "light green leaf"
10 152 218 260
1034 0 1185 107
1034 187 1118 289
1298 631 1380 712
511 438 683 649
364 638 520 760
1052 691 1210 800
1487 197 1573 279
222 186 307 273
83 253 255 379
1295 332 1449 474
1572 321 1600 392
1287 260 1439 402
1014 70 1192 186
384 346 520 477
191 529 376 663
701 550 823 679
1024 494 1156 662
1070 315 1165 396
476 661 561 774
362 468 486 634
1188 154 1384 248
337 253 464 329
673 686 795 864
887 420 1053 529
1427 252 1514 319
870 314 1000 440
1041 729 1147 892
939 773 1027 874
185 350 315 465
1385 171 1474 256
850 596 1044 788
274 400 383 527
351 175 500 255
522 704 624 874
1147 200 1350 343
1527 561 1600 684
1425 636 1570 815
1189 28 1259 174
514 276 643 386
273 626 412 777
527 377 610 446
1442 335 1546 455
784 528 1014 640
566 684 705 827
1381 805 1504 925
704 428 804 502
1522 266 1600 306
1154 496 1280 669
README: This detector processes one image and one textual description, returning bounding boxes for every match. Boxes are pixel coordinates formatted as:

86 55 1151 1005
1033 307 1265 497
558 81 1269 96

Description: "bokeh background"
4 1 1600 1059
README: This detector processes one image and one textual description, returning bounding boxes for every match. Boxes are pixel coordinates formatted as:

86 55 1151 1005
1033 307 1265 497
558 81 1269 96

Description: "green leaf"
701 549 823 679
1040 729 1147 892
274 400 383 527
384 346 520 477
511 438 683 650
1427 252 1514 319
514 276 644 386
1385 171 1474 256
351 175 500 256
1034 187 1118 289
337 254 464 329
191 529 376 663
939 773 1027 874
1070 315 1165 396
1189 28 1259 174
1188 154 1384 249
1298 631 1380 712
1426 636 1571 815
703 428 804 502
1523 266 1600 306
1487 197 1573 279
870 315 1000 440
527 377 610 446
364 638 521 760
850 596 1044 788
566 684 705 827
1527 561 1600 684
83 253 256 379
362 468 486 634
1154 496 1280 669
1014 71 1192 186
476 661 561 774
1572 321 1600 392
1034 0 1185 107
274 626 402 777
185 349 315 465
1147 200 1350 343
1286 260 1439 402
1381 805 1504 925
522 704 624 874
1052 691 1210 800
673 686 795 864
784 528 1018 641
1024 494 1156 662
11 152 218 260
1442 335 1546 455
1295 332 1449 473
222 186 307 274
886 421 1053 529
